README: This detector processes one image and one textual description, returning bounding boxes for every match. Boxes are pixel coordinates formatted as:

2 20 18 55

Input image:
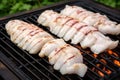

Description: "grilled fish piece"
39 39 66 57
61 5 120 35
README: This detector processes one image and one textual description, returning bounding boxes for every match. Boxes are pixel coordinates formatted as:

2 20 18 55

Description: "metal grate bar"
0 44 43 80
0 39 50 80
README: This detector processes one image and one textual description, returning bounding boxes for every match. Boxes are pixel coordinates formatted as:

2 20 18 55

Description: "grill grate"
0 0 120 80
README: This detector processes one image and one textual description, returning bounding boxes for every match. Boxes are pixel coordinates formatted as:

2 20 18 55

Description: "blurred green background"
0 0 120 18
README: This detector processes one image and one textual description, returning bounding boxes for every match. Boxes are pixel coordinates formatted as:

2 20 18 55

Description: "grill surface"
0 0 120 80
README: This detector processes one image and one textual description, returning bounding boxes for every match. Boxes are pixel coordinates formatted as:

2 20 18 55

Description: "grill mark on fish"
65 19 78 26
35 36 52 46
54 16 73 27
54 44 70 56
70 21 79 27
22 28 27 31
76 25 88 31
27 28 39 35
85 29 98 35
62 18 73 26
77 10 83 14
64 55 76 64
30 39 43 50
29 29 41 36
24 30 42 43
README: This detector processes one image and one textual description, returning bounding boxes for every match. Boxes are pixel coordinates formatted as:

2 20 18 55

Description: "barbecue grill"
0 0 120 80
